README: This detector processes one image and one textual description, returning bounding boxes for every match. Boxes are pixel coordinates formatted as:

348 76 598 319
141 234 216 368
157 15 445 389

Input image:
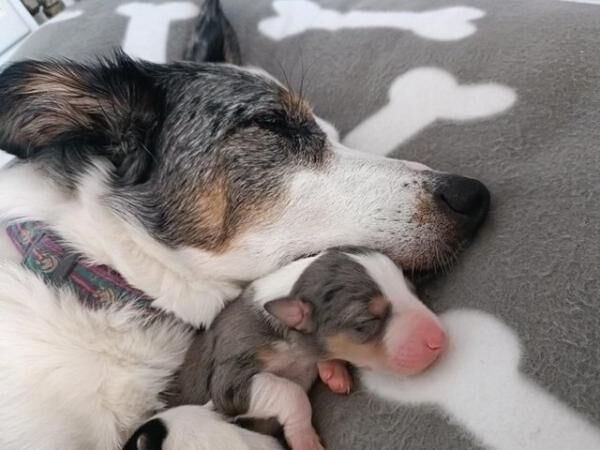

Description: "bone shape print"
259 0 484 42
561 0 600 5
343 67 517 156
117 2 200 63
361 309 600 450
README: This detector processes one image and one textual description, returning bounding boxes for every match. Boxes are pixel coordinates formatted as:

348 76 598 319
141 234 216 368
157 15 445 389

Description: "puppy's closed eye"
351 318 383 343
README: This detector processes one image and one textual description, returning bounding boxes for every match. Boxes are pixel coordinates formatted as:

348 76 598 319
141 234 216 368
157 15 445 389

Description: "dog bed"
2 0 599 449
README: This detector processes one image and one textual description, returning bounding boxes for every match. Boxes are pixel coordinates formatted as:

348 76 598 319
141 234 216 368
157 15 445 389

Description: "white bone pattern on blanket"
361 310 600 450
259 0 484 41
561 0 600 5
343 67 517 155
117 2 200 63
1 1 599 449
264 3 600 445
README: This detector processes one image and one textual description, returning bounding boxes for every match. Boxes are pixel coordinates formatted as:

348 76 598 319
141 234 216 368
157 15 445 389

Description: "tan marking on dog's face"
196 175 228 233
325 332 388 371
169 175 231 253
183 154 288 253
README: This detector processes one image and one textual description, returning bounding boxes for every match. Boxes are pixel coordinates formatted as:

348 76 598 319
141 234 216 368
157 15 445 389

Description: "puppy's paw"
287 430 325 450
123 418 167 450
318 360 352 395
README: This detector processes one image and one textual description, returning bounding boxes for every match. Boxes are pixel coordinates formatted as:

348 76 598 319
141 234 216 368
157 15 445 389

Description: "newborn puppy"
127 247 446 450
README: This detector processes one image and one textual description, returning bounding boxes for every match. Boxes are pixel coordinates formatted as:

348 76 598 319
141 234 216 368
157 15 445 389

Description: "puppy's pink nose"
397 317 446 365
421 322 446 352
386 311 447 374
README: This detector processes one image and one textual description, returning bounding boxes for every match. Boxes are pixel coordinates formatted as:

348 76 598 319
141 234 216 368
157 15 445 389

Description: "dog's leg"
0 261 192 450
123 405 283 450
184 0 242 64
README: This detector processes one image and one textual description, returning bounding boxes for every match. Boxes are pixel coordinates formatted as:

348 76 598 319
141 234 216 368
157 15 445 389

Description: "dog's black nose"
434 175 490 220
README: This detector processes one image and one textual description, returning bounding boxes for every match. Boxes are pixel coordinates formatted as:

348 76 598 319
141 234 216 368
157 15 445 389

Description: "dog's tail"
123 405 283 450
184 0 242 65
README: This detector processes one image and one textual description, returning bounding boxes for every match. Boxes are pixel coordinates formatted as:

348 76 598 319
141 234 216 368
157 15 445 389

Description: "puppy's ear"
0 52 163 184
264 297 315 332
122 418 167 450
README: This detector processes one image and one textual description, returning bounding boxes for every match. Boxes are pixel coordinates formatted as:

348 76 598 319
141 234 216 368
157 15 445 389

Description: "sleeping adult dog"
0 6 489 450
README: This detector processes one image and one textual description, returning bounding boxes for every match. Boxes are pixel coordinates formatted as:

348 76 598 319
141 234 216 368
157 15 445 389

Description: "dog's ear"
264 297 315 333
0 53 163 184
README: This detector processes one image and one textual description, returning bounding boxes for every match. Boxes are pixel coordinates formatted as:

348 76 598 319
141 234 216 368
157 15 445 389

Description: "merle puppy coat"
0 1 489 448
126 247 446 450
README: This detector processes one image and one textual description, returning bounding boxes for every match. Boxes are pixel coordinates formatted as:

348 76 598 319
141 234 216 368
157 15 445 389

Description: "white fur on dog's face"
212 68 481 276
184 134 449 284
216 148 424 270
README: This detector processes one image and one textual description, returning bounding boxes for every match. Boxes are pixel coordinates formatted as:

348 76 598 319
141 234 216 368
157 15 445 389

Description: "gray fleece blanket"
3 1 599 449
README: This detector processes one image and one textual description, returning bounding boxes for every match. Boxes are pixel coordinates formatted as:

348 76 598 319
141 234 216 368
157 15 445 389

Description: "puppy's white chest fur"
261 341 318 392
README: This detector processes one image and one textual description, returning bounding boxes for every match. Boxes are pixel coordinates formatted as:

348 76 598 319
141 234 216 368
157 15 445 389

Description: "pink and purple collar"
6 220 154 309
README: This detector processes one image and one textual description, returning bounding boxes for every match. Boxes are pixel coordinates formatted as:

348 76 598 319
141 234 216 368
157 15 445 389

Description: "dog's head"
0 54 488 286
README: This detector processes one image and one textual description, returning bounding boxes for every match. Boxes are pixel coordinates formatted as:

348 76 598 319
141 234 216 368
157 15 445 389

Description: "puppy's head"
0 54 488 285
264 247 446 375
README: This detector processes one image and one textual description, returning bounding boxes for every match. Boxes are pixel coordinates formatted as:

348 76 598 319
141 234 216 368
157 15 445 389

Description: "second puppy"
128 247 446 450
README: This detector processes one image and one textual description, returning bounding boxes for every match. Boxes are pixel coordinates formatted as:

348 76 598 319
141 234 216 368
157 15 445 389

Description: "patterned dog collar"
6 221 153 309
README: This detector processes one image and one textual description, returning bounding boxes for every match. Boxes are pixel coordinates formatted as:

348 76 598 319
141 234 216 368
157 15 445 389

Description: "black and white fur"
0 1 489 449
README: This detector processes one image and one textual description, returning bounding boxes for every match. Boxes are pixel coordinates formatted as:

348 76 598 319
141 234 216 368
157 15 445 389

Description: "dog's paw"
123 418 168 450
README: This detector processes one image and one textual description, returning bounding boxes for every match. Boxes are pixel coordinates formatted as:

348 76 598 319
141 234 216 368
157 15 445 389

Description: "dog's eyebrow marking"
343 67 517 156
117 2 200 63
362 309 600 450
259 0 484 42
